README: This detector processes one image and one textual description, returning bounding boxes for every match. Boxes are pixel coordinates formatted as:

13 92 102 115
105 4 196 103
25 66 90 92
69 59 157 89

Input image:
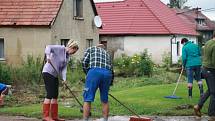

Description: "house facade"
174 8 215 46
0 0 99 65
96 0 198 64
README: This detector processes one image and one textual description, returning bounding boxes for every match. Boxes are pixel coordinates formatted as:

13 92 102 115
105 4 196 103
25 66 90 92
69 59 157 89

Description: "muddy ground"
0 115 210 121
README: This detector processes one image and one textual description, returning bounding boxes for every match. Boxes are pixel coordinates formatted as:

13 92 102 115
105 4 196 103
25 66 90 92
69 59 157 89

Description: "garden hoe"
109 94 152 121
164 67 184 99
49 61 91 115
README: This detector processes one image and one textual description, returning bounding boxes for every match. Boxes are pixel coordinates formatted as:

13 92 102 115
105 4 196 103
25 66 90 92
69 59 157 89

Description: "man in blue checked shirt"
0 83 9 106
82 44 113 121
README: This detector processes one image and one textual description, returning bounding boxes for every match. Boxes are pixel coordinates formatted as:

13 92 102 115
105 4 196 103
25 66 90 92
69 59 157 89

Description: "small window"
73 0 83 18
196 18 206 26
86 39 93 48
61 39 69 47
100 41 107 50
0 38 4 59
177 41 180 56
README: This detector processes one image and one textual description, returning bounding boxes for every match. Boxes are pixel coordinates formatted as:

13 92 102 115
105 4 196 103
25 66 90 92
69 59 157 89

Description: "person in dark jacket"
181 38 203 98
82 44 113 121
193 33 215 120
42 39 79 121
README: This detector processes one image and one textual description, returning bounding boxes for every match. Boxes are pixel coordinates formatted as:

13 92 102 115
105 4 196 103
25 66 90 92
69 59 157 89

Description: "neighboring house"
96 0 198 64
174 8 215 46
0 0 99 65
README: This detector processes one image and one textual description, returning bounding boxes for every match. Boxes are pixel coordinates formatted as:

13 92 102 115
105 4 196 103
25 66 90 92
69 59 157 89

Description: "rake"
164 67 184 99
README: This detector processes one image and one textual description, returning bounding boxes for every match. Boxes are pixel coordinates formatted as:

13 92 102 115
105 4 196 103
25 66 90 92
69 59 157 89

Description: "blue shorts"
83 68 112 103
0 83 7 93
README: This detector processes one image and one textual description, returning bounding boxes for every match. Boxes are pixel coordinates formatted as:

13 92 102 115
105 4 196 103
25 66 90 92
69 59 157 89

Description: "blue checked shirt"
82 46 112 74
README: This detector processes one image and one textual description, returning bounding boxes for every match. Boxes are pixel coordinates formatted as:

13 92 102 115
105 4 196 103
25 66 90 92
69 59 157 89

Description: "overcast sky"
94 0 215 20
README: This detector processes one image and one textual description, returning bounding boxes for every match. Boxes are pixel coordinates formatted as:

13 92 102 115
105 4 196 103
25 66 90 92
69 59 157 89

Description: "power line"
201 8 215 12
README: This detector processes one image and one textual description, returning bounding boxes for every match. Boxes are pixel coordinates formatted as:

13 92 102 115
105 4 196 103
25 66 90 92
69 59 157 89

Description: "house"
0 0 99 65
95 0 198 64
174 8 215 46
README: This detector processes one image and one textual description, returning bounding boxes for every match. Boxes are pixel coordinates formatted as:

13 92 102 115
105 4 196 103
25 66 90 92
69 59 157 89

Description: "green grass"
0 80 209 119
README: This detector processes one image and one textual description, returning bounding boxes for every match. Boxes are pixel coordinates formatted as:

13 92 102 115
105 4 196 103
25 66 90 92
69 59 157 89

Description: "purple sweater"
42 45 69 81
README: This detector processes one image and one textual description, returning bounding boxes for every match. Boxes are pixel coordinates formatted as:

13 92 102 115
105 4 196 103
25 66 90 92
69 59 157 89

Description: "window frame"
61 39 69 47
86 39 93 48
0 38 5 60
73 0 84 19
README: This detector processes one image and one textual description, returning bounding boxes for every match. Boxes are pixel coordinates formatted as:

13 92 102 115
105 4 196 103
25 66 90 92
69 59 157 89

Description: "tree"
168 0 188 9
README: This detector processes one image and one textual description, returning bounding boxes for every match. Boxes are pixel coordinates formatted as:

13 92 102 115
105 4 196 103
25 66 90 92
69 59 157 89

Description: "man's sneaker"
194 105 201 117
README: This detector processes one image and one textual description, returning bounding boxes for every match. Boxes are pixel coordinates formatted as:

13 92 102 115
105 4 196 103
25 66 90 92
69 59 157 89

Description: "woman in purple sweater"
42 39 79 121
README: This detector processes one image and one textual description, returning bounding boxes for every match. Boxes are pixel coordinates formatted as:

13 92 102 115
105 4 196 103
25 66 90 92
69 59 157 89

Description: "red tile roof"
174 8 215 31
0 0 62 26
96 0 197 35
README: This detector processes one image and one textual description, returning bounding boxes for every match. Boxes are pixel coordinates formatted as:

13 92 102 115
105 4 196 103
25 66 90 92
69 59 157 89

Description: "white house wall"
171 35 197 63
101 35 197 64
124 36 171 64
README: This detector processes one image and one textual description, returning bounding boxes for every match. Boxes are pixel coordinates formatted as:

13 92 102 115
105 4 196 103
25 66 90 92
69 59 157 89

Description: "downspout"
170 34 176 64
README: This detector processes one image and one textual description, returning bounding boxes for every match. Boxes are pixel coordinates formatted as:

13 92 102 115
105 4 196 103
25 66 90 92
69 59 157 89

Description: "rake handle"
172 67 184 95
109 93 140 118
49 61 83 107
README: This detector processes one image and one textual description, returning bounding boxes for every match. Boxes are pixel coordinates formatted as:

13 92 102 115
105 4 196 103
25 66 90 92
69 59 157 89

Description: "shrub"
139 49 154 77
66 58 85 85
113 54 133 77
113 49 154 77
11 55 43 88
0 63 12 84
161 52 171 71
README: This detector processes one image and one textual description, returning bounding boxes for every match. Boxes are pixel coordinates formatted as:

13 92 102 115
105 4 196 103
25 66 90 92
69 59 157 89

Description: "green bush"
66 58 85 85
0 63 12 84
114 49 154 77
113 54 133 77
11 55 43 87
161 52 171 71
139 49 154 77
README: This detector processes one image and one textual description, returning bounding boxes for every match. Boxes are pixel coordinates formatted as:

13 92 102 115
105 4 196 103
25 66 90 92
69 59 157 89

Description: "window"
61 39 69 47
73 0 83 18
100 41 107 50
177 41 180 56
86 39 93 48
0 38 4 59
196 18 206 26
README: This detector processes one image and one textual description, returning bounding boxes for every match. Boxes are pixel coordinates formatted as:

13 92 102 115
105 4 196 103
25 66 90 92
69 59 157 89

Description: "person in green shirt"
193 33 215 120
181 38 203 98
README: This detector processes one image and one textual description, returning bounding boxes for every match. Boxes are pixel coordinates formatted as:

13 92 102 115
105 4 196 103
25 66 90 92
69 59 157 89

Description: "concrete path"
0 115 210 121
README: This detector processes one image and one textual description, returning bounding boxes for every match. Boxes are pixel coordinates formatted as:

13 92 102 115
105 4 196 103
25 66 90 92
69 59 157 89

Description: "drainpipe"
170 35 176 65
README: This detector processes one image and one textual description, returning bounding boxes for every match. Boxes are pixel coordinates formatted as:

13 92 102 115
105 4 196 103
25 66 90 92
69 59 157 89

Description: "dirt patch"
175 104 193 110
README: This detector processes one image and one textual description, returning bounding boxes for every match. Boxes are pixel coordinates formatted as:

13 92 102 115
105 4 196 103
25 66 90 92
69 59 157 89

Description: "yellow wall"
0 27 51 65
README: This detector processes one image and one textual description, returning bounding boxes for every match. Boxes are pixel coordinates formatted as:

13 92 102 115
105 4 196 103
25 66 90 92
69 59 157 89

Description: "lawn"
0 79 209 119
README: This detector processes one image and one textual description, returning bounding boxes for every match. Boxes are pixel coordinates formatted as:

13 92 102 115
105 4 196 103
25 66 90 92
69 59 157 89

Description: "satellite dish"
94 15 102 28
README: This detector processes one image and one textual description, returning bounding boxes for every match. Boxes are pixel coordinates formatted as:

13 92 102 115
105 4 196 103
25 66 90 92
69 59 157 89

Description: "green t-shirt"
203 39 215 69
